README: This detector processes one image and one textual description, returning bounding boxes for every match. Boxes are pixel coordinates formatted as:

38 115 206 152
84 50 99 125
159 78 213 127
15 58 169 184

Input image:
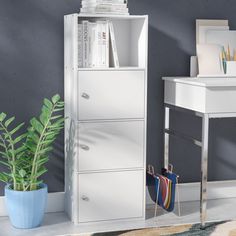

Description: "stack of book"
80 0 129 15
78 20 119 68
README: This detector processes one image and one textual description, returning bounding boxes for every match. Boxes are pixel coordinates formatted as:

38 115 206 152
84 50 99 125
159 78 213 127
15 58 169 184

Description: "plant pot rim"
5 183 47 192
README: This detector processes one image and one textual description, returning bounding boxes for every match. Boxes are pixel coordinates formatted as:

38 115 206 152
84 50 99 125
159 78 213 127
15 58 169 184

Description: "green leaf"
0 172 9 183
53 108 64 112
0 113 6 122
0 160 11 168
44 98 53 109
52 94 60 104
36 157 49 166
13 133 27 144
50 115 62 120
4 117 15 127
19 169 27 178
10 122 25 135
0 151 9 159
40 139 55 146
15 146 27 155
0 142 5 148
39 113 47 126
34 167 48 178
37 146 53 155
42 105 50 115
27 131 40 144
24 142 37 153
30 118 43 134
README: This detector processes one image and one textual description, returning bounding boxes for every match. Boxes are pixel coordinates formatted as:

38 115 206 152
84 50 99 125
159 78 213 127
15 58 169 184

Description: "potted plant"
0 94 64 229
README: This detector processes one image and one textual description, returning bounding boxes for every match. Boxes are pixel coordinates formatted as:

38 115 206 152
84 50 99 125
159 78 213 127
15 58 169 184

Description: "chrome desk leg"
200 114 209 228
164 106 170 169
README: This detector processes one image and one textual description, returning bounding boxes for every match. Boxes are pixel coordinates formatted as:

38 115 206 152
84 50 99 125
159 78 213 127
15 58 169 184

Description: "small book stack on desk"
80 0 129 15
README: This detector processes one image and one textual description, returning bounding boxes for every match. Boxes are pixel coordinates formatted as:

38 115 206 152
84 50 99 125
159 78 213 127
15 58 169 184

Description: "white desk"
163 76 236 228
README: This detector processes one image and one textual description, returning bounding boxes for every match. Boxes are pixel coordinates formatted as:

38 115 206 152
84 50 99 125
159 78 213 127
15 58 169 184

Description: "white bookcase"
64 13 148 226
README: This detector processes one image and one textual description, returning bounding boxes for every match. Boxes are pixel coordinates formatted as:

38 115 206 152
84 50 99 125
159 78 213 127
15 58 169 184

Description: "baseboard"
146 180 236 205
0 192 65 217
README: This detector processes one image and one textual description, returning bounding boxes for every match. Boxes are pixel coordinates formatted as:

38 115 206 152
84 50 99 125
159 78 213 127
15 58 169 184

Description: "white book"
109 21 119 68
80 11 129 15
82 0 125 4
81 3 127 8
88 22 97 67
80 9 129 14
81 7 128 13
96 22 103 67
82 21 89 67
96 21 109 67
78 24 83 68
104 21 109 67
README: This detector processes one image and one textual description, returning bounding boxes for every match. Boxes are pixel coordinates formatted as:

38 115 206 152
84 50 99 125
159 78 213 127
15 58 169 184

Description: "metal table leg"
200 114 209 228
164 106 170 169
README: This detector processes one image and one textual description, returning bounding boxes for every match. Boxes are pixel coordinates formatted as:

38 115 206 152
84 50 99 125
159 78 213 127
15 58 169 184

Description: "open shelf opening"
77 16 147 69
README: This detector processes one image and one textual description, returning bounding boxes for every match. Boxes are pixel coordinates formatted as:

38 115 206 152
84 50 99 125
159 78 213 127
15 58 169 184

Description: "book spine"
82 0 125 4
81 3 127 8
97 22 103 67
81 6 128 12
88 22 92 68
82 21 89 68
90 23 97 67
105 21 109 68
109 21 119 68
100 21 109 67
80 8 129 14
101 22 106 67
78 24 83 68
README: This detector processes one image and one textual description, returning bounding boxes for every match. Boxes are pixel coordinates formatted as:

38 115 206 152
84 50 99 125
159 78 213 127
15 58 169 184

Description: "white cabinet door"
78 121 144 172
78 70 145 120
78 170 144 223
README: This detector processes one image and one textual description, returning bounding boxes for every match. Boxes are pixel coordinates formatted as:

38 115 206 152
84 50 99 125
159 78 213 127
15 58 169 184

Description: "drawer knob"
81 93 90 99
81 195 89 202
80 144 90 151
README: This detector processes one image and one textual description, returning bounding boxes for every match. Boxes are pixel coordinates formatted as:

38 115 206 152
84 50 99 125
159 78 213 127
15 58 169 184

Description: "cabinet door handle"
81 195 89 202
81 93 90 99
80 144 90 151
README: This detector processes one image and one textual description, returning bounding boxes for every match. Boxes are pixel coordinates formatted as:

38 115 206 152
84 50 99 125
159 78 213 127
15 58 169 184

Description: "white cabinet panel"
78 70 145 120
78 121 144 171
78 170 144 223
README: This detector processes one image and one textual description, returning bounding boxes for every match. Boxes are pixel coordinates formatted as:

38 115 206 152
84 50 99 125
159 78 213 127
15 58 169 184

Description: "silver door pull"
80 144 90 151
81 195 89 202
81 93 90 99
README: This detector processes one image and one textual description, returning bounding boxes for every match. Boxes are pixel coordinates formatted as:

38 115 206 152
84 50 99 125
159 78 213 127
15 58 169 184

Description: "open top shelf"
77 14 148 68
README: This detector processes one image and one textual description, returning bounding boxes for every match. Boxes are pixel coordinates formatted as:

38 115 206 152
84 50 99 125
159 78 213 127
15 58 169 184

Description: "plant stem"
29 103 56 191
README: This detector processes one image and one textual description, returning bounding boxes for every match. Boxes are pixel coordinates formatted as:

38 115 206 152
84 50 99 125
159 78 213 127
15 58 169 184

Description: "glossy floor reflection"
1 198 236 236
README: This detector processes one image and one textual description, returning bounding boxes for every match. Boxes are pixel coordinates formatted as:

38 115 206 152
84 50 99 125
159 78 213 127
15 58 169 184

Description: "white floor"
1 198 236 236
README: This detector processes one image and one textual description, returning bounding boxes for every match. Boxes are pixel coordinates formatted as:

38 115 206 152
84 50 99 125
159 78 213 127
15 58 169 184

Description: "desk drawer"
78 70 145 120
78 121 144 171
78 170 144 223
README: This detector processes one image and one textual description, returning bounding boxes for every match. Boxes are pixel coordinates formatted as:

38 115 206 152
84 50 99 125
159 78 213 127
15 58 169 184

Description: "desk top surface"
163 76 236 87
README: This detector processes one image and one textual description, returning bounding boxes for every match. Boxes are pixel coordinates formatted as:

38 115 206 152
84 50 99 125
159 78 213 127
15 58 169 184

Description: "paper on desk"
197 44 224 76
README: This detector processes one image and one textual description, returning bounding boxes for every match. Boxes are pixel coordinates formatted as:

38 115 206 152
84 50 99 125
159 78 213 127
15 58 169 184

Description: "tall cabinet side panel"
64 14 79 222
144 15 148 218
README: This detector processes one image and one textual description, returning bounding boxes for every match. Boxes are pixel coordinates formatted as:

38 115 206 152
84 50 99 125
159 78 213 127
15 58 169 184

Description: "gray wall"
0 0 236 196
